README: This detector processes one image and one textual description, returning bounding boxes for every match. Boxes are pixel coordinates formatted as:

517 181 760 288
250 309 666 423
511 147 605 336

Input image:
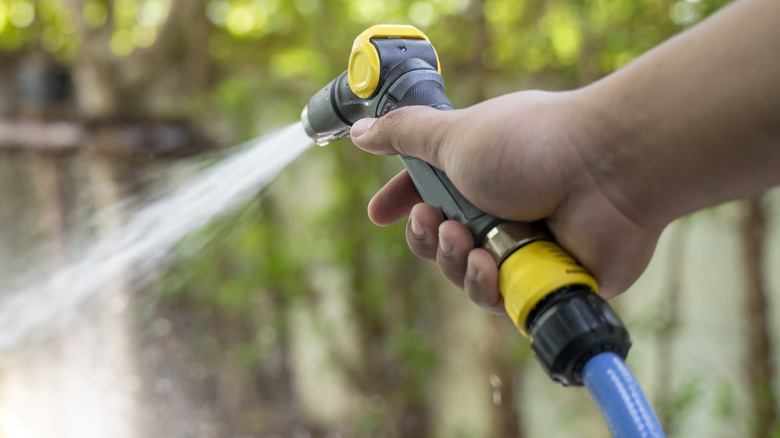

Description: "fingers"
405 204 444 260
403 204 505 315
464 250 505 314
350 106 455 171
436 220 473 287
434 221 506 315
368 170 423 226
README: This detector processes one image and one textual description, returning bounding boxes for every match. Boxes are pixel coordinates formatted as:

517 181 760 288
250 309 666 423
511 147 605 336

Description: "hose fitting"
527 286 631 386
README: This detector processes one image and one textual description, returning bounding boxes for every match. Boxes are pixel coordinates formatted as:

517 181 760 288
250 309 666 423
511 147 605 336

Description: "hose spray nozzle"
302 25 630 386
302 25 445 145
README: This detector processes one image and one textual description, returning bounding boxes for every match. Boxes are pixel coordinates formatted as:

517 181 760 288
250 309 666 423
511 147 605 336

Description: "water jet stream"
0 123 312 350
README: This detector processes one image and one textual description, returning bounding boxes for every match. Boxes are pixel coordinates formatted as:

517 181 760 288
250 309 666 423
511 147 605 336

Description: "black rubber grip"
528 286 631 386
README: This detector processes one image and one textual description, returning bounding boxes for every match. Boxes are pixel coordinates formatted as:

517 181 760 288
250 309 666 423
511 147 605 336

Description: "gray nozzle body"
302 38 441 145
302 38 506 246
302 71 372 145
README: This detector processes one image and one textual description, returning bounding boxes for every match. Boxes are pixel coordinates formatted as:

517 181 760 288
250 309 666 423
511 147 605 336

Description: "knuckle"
406 227 437 261
464 283 479 303
381 107 416 155
436 254 467 288
378 106 450 166
464 279 486 305
466 284 499 312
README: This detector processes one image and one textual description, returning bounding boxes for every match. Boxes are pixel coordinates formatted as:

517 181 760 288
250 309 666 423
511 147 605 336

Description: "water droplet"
493 389 502 405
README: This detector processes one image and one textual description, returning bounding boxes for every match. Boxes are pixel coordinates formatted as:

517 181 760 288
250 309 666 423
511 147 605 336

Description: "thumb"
350 106 455 171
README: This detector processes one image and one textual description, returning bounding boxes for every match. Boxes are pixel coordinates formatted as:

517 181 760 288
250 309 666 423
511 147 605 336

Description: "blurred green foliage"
1 0 735 436
665 373 704 435
713 379 737 423
0 0 731 125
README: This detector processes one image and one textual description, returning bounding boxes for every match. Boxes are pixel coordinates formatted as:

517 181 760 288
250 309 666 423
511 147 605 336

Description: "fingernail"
466 257 477 279
410 215 425 237
439 230 453 254
351 118 377 138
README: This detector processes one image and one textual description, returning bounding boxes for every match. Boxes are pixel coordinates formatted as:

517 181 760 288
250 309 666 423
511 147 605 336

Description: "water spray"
302 25 664 437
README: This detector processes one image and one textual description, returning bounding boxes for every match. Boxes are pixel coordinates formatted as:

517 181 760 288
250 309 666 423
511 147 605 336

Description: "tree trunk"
654 221 686 433
742 195 777 438
486 318 525 438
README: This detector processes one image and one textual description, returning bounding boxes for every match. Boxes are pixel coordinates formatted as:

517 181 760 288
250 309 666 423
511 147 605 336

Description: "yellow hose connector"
500 240 599 336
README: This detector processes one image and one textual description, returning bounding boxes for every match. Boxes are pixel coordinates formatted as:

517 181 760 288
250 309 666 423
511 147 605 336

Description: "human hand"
350 89 664 313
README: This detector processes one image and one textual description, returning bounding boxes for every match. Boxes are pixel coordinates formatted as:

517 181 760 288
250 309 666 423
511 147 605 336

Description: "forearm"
581 0 780 227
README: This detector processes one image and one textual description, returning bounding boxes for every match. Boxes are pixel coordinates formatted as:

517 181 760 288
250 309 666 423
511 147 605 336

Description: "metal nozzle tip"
301 105 317 141
300 104 350 146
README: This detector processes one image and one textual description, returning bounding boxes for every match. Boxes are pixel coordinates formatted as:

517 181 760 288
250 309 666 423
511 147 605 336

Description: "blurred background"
2 0 779 437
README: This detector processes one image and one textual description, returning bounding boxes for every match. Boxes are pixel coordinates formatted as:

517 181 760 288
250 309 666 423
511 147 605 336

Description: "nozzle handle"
401 156 503 245
375 68 503 245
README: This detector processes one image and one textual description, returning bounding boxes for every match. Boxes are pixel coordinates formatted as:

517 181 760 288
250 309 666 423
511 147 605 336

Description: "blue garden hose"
583 352 665 438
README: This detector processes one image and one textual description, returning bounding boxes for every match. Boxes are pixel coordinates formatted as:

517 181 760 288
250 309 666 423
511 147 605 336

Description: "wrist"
560 86 672 231
573 0 780 227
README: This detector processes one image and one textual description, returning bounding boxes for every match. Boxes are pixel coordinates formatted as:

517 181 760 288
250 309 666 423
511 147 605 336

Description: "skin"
349 0 780 314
